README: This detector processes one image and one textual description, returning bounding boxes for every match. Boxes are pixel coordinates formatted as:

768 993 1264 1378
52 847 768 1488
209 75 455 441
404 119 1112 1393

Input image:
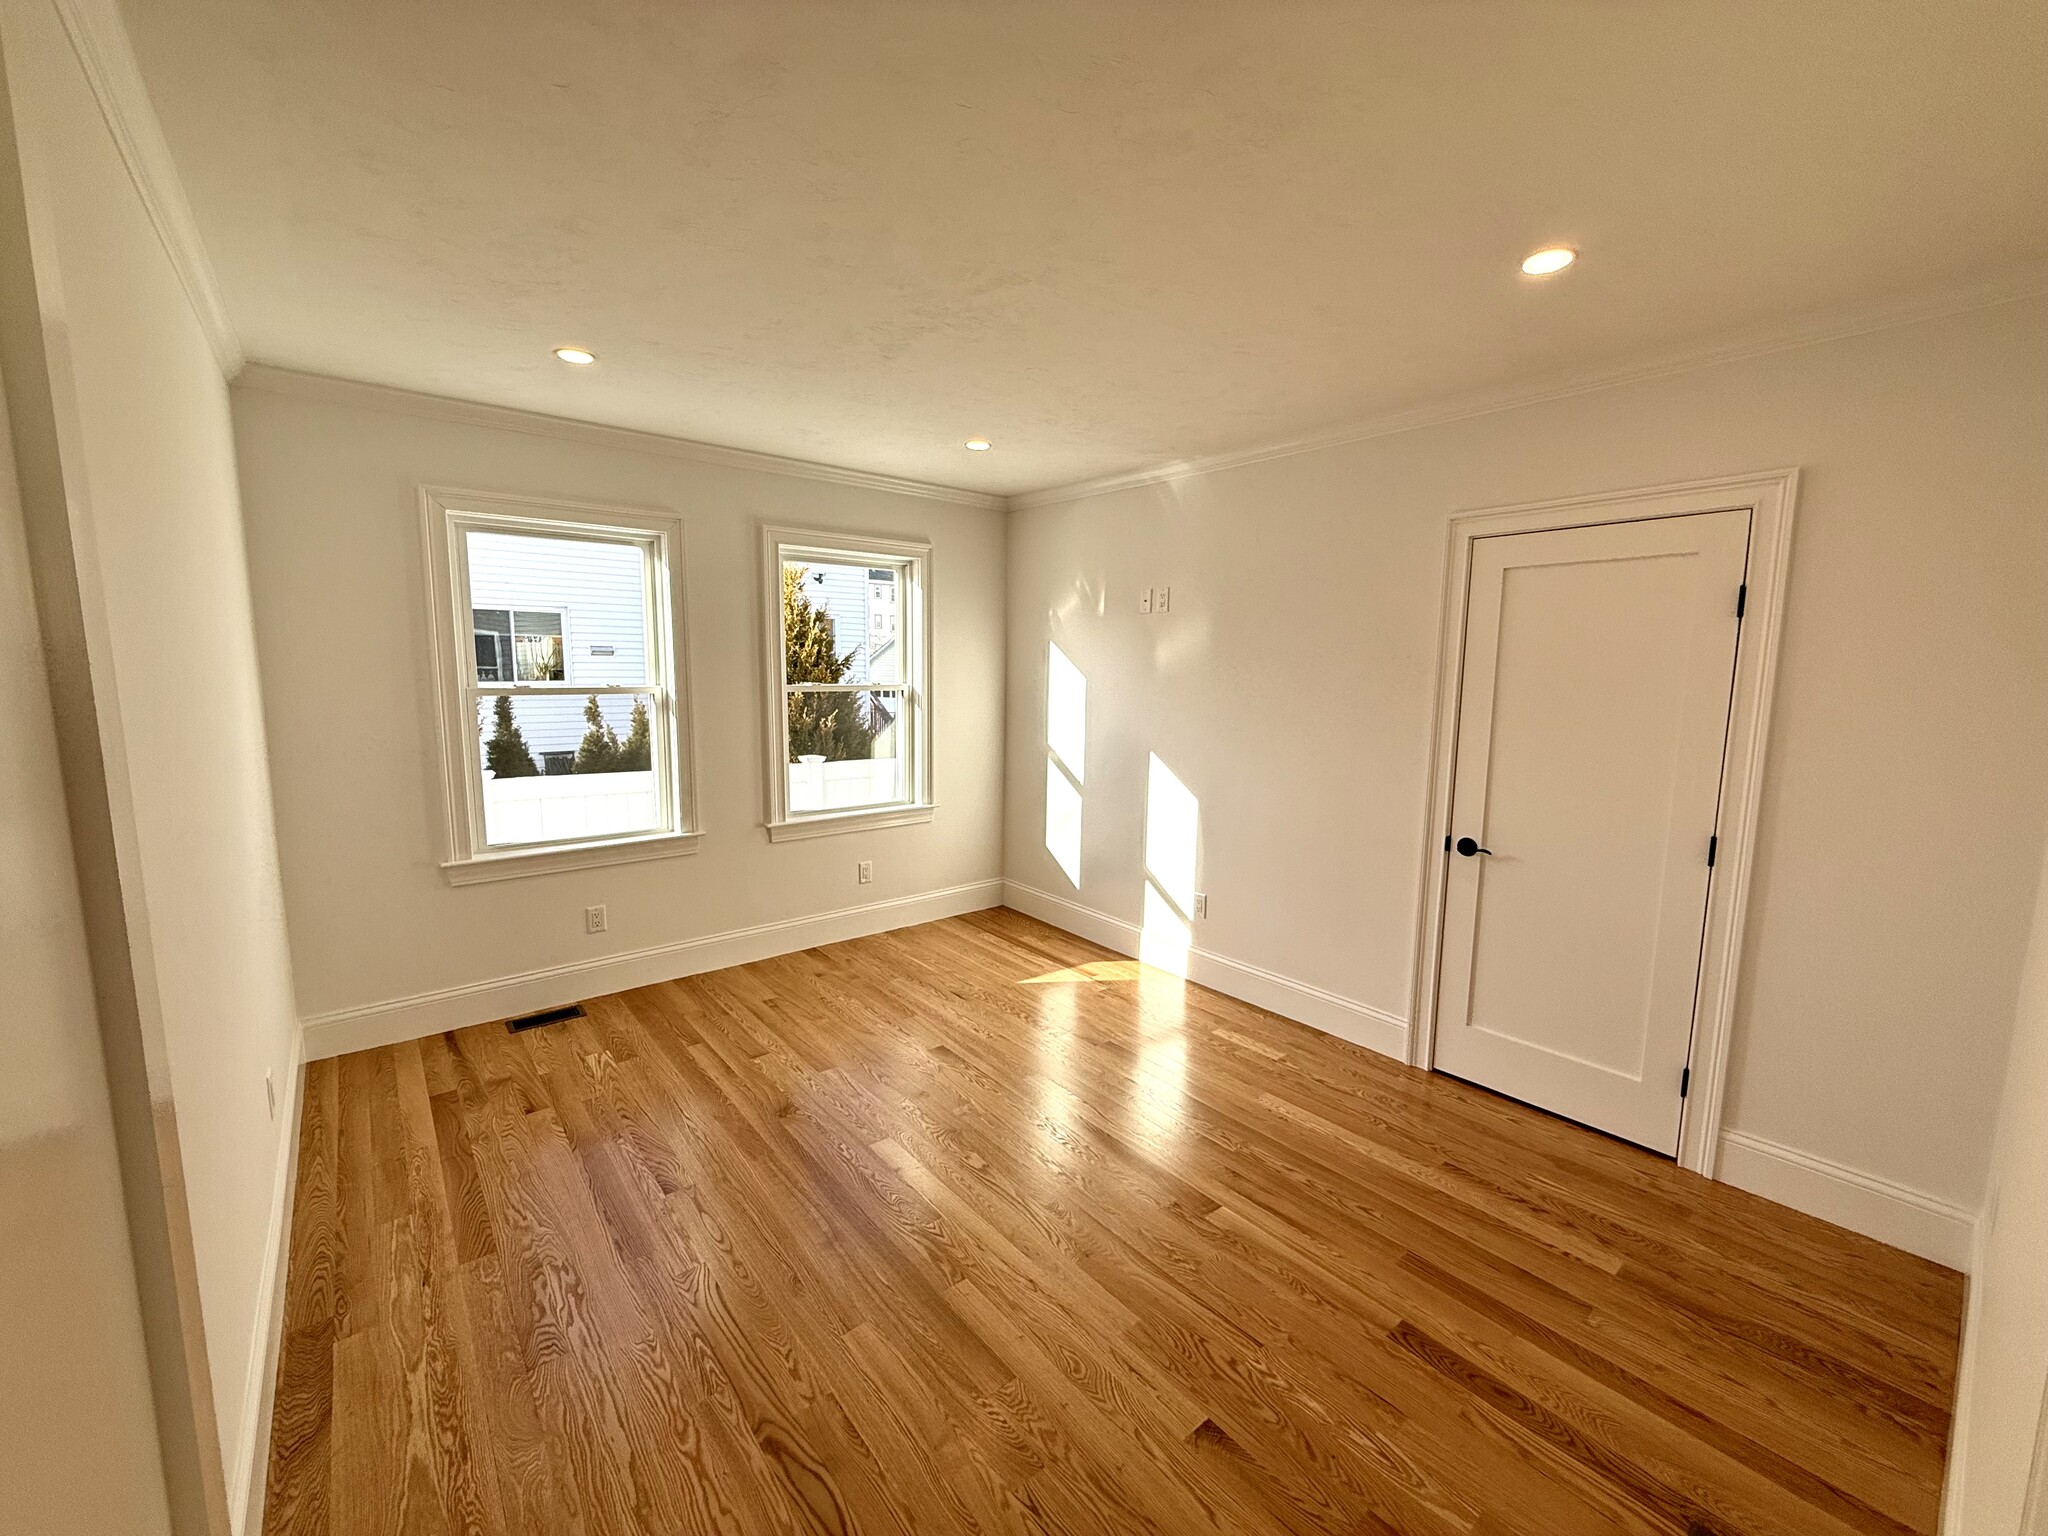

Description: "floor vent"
506 1003 584 1034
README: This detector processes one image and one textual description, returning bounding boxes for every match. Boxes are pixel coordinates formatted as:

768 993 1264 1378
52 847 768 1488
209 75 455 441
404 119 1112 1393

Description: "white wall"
1945 824 2048 1534
0 351 173 1534
229 377 1007 1045
2 0 300 1515
1004 297 2048 1240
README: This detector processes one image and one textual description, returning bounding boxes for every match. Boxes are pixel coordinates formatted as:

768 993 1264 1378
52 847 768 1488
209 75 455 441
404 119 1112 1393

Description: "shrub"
573 694 622 774
618 697 652 771
783 564 875 762
482 693 539 778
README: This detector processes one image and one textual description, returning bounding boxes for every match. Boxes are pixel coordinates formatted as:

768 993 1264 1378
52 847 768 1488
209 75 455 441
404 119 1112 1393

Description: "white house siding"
792 558 897 685
468 530 650 764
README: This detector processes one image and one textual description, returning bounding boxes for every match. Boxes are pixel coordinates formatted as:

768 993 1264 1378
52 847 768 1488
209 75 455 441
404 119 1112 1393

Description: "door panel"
1434 509 1749 1154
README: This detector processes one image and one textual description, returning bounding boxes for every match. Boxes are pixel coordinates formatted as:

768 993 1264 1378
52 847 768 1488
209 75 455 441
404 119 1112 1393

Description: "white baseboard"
301 879 1007 1059
230 1029 305 1535
1716 1128 1977 1270
1001 881 1409 1062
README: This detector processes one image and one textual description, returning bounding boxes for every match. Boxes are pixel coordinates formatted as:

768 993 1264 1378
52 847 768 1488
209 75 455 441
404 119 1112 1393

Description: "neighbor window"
422 489 698 882
761 526 932 839
471 608 565 683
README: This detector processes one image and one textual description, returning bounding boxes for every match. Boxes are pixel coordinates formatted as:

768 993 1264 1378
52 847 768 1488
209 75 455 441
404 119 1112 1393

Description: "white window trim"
420 486 702 882
760 523 934 842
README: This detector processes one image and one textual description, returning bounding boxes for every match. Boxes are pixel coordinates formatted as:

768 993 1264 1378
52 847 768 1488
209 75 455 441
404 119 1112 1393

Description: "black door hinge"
1707 834 1718 867
1735 583 1748 619
1681 1066 1691 1098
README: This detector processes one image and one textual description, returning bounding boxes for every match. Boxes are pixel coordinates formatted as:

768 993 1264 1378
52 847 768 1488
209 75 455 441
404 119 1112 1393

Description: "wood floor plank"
267 908 1964 1535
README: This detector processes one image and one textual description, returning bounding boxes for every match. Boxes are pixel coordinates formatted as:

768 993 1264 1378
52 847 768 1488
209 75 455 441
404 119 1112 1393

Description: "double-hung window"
762 525 933 840
422 489 698 882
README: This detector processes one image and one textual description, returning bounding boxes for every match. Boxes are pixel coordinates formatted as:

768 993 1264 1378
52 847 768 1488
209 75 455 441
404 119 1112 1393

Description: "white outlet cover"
1139 587 1153 613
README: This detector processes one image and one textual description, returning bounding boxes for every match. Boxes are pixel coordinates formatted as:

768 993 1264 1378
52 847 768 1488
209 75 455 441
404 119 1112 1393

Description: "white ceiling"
121 0 2048 498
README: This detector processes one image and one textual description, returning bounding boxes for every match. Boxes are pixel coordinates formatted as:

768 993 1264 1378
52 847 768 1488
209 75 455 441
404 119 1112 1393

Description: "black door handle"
1454 836 1493 857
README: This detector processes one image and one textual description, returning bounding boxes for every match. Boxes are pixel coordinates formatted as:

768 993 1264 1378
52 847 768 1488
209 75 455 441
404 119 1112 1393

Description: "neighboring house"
469 531 647 771
798 561 898 685
793 561 900 754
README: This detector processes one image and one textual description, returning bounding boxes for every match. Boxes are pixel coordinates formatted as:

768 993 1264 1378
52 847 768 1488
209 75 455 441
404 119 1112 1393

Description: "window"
421 489 697 882
471 608 564 683
761 525 932 840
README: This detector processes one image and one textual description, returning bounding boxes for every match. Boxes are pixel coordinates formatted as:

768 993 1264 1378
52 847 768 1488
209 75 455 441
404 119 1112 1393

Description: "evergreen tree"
782 565 875 761
482 693 539 778
619 697 652 771
572 693 622 774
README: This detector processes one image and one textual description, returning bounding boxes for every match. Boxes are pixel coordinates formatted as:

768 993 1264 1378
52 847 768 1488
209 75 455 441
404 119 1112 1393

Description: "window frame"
421 487 701 883
760 523 934 841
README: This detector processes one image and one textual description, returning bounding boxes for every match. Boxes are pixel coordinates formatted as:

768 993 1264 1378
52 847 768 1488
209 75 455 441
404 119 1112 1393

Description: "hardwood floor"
263 908 1965 1536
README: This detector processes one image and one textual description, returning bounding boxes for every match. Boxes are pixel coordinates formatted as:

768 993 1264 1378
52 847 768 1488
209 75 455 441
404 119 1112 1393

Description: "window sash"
765 528 930 829
779 554 913 689
429 492 694 871
476 683 666 852
473 683 655 699
782 681 909 695
474 630 510 682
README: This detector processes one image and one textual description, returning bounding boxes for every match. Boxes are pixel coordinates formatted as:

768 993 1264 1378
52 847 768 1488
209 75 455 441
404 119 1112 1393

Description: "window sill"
441 830 702 885
765 804 937 843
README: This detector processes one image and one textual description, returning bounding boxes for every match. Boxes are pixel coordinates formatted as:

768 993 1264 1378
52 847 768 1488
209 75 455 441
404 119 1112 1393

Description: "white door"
1434 509 1750 1154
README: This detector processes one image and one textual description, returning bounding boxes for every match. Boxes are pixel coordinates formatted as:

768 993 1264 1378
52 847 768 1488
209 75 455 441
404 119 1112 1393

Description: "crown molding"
51 0 242 376
1008 261 2048 511
233 363 1009 511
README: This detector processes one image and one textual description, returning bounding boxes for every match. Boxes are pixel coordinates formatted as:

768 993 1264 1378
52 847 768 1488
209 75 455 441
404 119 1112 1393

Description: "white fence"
483 769 659 846
482 759 902 845
788 755 902 813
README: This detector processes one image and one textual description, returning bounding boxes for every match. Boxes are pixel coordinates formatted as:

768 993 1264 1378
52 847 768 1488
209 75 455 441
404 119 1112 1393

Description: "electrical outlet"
857 860 873 884
264 1069 276 1121
1158 585 1172 613
1139 586 1153 614
1193 892 1207 919
585 904 608 934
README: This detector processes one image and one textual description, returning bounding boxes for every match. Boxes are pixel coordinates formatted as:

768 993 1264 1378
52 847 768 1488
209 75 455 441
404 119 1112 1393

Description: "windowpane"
782 557 900 686
513 628 564 682
472 608 512 682
785 687 906 813
465 529 650 686
477 691 660 847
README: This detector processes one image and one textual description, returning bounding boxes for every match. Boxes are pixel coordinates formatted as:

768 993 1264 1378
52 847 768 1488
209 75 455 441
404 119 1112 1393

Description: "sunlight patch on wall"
1045 761 1083 888
1044 642 1087 887
1048 643 1087 782
1138 753 1199 976
1139 881 1191 974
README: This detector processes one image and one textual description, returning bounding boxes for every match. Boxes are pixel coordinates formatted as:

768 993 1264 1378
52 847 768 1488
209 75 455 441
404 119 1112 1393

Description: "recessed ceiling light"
1520 247 1576 276
553 346 597 365
964 438 992 451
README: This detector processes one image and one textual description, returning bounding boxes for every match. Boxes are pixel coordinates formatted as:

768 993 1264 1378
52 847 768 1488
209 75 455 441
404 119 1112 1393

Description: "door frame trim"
1405 469 1800 1175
